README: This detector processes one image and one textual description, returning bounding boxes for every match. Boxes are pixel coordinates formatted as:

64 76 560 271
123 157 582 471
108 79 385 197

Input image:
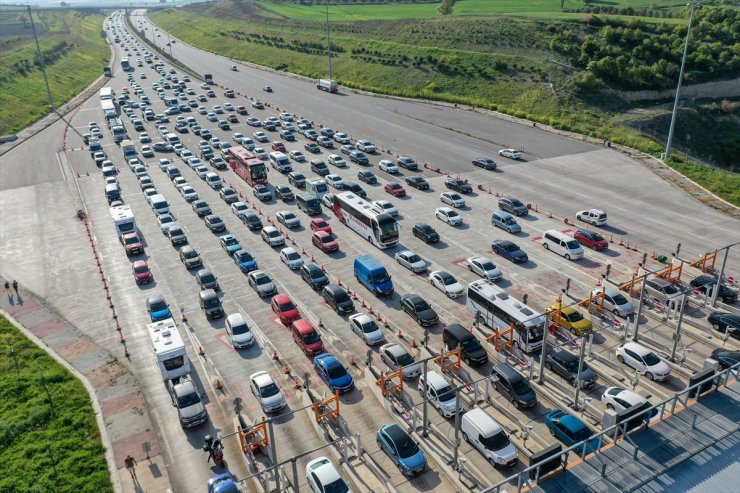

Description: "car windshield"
481 261 496 271
326 362 346 379
134 265 148 274
237 252 253 262
302 331 321 344
201 274 215 283
572 424 593 442
511 378 532 395
124 236 139 245
204 298 220 309
407 254 421 263
481 431 510 451
643 352 661 366
177 392 201 408
360 320 378 333
320 477 349 493
612 293 629 305
566 240 580 249
462 339 483 352
268 230 281 238
279 301 295 311
504 243 518 252
568 311 584 322
259 382 280 398
183 250 197 259
414 299 430 311
396 352 414 366
224 238 238 246
254 275 271 285
505 217 516 225
510 199 524 207
664 284 680 295
377 218 399 242
441 274 456 285
320 235 333 244
287 252 301 260
437 385 456 403
372 272 390 283
232 324 249 335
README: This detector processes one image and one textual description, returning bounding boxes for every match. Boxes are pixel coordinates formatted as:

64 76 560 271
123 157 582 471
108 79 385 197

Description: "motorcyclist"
203 435 223 464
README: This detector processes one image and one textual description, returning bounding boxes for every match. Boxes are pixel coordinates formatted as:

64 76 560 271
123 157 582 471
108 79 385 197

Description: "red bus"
226 146 267 187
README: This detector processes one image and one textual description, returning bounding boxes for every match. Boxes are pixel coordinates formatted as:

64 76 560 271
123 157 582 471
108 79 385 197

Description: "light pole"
663 1 700 160
325 4 332 80
28 5 55 112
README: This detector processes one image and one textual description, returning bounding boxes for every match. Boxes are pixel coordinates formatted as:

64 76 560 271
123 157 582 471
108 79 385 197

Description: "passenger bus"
332 191 398 249
466 280 545 353
226 146 267 187
120 57 131 71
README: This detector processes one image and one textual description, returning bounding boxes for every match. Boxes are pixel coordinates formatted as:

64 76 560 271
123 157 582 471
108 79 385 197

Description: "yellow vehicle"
548 305 592 336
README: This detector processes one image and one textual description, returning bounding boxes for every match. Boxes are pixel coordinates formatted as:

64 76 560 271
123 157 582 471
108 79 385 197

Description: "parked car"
401 294 438 326
491 240 527 263
573 229 609 250
546 409 601 455
545 346 596 387
412 223 439 244
690 275 737 304
616 342 671 381
376 424 426 477
314 353 354 393
707 312 740 339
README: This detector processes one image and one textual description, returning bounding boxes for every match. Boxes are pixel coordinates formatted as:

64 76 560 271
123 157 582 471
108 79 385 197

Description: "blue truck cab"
354 255 393 297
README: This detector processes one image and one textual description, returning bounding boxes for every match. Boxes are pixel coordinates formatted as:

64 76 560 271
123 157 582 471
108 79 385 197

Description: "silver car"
248 270 277 297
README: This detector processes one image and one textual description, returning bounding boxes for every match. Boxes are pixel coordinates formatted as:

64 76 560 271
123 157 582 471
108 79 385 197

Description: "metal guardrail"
482 363 740 493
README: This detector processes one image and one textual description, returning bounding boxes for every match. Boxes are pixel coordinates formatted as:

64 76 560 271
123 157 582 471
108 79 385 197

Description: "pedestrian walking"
124 454 137 479
12 280 18 295
4 281 10 297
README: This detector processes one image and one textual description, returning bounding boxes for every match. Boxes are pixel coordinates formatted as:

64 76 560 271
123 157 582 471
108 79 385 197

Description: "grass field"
0 315 113 493
0 9 109 135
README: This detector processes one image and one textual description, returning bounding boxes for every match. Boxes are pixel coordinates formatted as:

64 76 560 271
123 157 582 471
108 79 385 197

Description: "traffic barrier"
361 299 366 308
198 346 205 356
384 317 390 329
376 312 382 322
272 350 279 360
318 318 324 328
119 332 126 344
283 364 291 375
123 345 129 358
294 378 302 389
478 184 484 191
301 247 306 255
368 305 374 314
311 255 315 262
215 379 223 390
397 329 404 339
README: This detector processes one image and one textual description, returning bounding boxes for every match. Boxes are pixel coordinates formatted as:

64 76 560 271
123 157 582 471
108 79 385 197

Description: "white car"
372 200 398 217
206 112 218 122
212 105 224 114
223 103 234 111
105 176 119 187
210 137 222 149
276 210 300 229
261 226 285 246
325 174 344 190
435 207 463 226
322 193 334 208
430 270 464 298
498 148 522 160
356 139 376 153
616 342 671 381
249 371 286 413
231 201 249 218
197 106 207 114
180 185 198 202
173 176 188 189
141 145 154 158
279 112 293 121
280 247 304 270
133 165 148 178
157 213 176 233
576 209 607 226
289 150 306 162
253 131 269 143
378 160 398 174
327 154 347 168
246 117 261 127
349 313 385 345
466 256 502 282
186 157 202 169
440 191 465 208
333 132 351 144
194 164 209 179
139 132 151 143
395 250 426 273
601 387 660 420
253 147 268 160
232 132 245 144
306 457 350 493
225 313 254 348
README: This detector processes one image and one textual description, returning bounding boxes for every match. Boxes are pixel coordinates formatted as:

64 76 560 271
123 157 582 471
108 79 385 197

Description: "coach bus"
466 280 545 353
332 192 398 249
226 146 268 187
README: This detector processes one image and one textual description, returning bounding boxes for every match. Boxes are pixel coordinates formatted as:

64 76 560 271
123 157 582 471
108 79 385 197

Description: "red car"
224 90 235 98
236 105 248 115
271 293 300 325
132 260 152 284
574 229 609 251
385 182 406 197
271 141 286 152
310 217 332 234
207 91 216 98
291 319 324 357
227 114 238 123
312 231 338 253
120 232 143 256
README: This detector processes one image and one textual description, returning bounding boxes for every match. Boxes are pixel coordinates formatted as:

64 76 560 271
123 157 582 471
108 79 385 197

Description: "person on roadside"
4 281 11 297
124 454 137 479
12 280 18 295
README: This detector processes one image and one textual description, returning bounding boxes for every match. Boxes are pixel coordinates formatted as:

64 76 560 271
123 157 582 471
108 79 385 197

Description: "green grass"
0 10 109 135
0 315 113 493
667 155 740 206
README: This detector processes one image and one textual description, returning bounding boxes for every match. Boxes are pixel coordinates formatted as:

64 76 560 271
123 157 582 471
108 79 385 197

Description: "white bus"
466 280 545 353
332 191 399 249
148 318 189 380
99 86 114 100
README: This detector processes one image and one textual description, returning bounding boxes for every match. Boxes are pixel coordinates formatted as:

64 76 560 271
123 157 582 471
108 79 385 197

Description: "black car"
358 170 377 184
708 312 740 339
490 363 537 409
349 151 369 165
300 262 330 290
401 294 438 326
690 275 737 304
275 184 295 201
304 142 320 153
200 129 212 140
412 223 439 244
472 158 497 170
311 160 330 176
710 349 740 370
343 181 366 198
322 284 355 315
204 214 225 232
545 347 597 387
445 178 472 194
241 210 263 230
280 129 295 141
405 176 429 190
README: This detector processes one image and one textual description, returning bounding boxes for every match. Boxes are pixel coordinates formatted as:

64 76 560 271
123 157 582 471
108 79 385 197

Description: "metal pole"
422 359 429 437
631 269 647 341
291 457 299 493
325 5 332 80
28 5 55 112
573 335 587 409
268 419 279 492
453 387 462 469
670 293 688 362
710 248 729 307
538 313 549 384
663 2 697 160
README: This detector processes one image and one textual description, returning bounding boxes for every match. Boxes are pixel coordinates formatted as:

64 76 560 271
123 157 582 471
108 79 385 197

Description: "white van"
418 370 462 418
461 407 518 468
165 132 180 146
542 229 584 260
149 193 170 214
205 172 222 190
269 151 292 172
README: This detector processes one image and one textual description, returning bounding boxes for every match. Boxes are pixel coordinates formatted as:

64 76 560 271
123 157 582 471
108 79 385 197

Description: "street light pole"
325 5 332 80
663 1 699 160
28 5 55 112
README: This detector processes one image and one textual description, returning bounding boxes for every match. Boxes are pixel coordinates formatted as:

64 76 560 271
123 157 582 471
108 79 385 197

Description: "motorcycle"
202 435 225 468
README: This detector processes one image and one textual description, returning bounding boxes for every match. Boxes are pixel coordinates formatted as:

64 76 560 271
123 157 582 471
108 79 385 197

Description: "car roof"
383 343 407 358
612 388 647 406
559 413 587 433
250 371 273 388
306 457 341 484
382 422 408 443
623 342 649 355
273 293 290 303
465 407 503 436
350 313 373 325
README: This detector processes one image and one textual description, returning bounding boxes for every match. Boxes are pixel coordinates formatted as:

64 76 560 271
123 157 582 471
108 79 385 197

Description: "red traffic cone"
283 364 291 375
272 350 279 360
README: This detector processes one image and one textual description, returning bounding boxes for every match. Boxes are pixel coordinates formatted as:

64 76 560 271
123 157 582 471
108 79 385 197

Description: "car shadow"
601 225 628 236
599 249 622 258
519 214 538 222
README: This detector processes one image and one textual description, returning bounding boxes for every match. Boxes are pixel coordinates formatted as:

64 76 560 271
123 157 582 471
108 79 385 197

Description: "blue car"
233 249 258 273
207 472 239 493
220 234 242 255
313 353 354 393
491 240 528 263
377 423 426 477
545 409 601 455
146 294 171 322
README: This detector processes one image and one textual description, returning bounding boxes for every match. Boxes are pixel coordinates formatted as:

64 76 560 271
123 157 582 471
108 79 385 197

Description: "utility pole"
573 335 588 410
325 4 332 80
28 4 55 112
663 1 699 160
670 293 688 362
709 247 729 307
538 313 549 384
421 359 429 437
